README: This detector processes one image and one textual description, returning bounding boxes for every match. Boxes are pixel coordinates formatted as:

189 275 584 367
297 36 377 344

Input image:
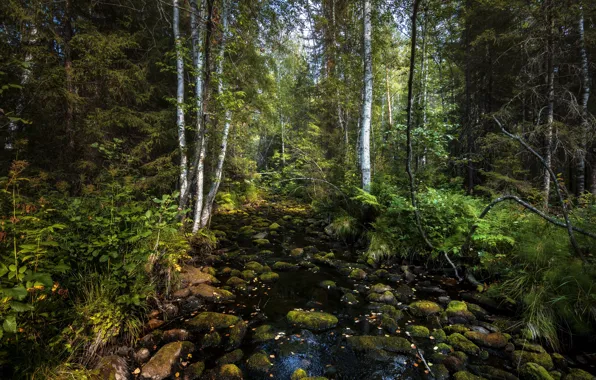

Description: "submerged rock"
141 341 195 380
286 310 338 331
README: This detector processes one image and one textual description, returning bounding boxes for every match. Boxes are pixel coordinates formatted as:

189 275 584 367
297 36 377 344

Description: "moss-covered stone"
253 238 270 246
246 352 273 373
435 343 453 355
290 248 304 257
141 341 195 380
370 283 392 293
520 363 554 380
447 333 480 356
269 223 281 230
340 292 359 305
406 325 430 338
226 322 247 350
253 325 276 343
380 315 399 334
563 368 595 380
244 261 265 273
240 270 257 280
380 304 404 321
184 361 205 380
319 280 336 289
186 312 242 332
433 328 447 342
272 261 299 271
259 272 279 282
367 291 397 305
189 284 235 302
226 276 247 287
291 368 308 380
216 349 244 365
201 331 222 349
409 300 443 317
346 335 413 354
453 371 486 380
464 331 509 348
447 301 476 323
513 340 547 354
467 303 488 319
348 268 367 280
444 324 471 334
219 364 243 380
286 310 338 331
512 351 554 370
468 365 518 380
260 250 274 256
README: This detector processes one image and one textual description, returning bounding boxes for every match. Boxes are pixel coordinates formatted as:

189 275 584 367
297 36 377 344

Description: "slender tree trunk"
464 0 473 194
543 6 555 209
201 0 231 227
191 0 207 233
173 0 189 208
359 0 372 192
386 68 393 128
577 4 590 195
64 0 75 151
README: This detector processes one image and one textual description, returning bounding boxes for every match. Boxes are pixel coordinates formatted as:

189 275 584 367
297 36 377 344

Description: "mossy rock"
253 325 276 343
244 261 265 273
240 270 257 280
290 248 305 257
433 328 447 342
380 304 404 321
186 312 242 332
512 351 554 370
319 280 336 289
291 368 308 380
226 322 247 350
230 269 242 277
253 239 270 246
246 352 273 373
216 349 244 365
406 325 430 338
260 250 274 256
435 343 454 355
346 335 413 354
269 223 281 230
564 368 595 380
189 284 235 302
272 262 299 271
367 291 397 305
219 364 244 380
447 300 476 323
370 283 392 293
141 341 195 380
467 303 488 319
348 268 367 280
464 331 509 348
226 276 247 287
453 371 487 380
340 292 359 305
409 300 443 317
201 331 222 349
202 266 217 276
520 362 554 380
259 272 279 283
286 310 338 331
184 361 205 380
469 365 518 380
513 340 547 354
381 315 399 334
220 267 233 275
444 324 470 334
447 333 480 356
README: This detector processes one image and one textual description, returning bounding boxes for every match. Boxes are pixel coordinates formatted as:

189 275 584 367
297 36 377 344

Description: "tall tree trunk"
543 4 555 209
359 0 372 191
173 0 189 209
64 0 75 151
464 0 474 194
191 0 207 233
577 3 591 195
201 0 231 227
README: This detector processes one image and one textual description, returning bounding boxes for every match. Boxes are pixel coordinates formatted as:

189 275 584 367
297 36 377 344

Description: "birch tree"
542 0 555 209
359 0 372 192
577 3 591 195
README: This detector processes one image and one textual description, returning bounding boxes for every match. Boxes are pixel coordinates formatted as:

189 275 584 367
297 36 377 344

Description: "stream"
131 199 596 380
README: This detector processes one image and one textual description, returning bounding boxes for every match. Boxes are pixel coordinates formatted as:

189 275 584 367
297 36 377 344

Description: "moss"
464 331 509 348
226 276 247 287
447 333 480 356
367 291 397 305
469 365 518 380
230 269 242 277
446 300 476 322
340 293 359 305
381 315 399 333
186 312 241 332
520 363 554 380
269 223 281 230
226 322 247 350
346 336 413 354
406 325 430 338
219 364 243 380
202 266 217 276
185 361 205 380
409 300 443 317
220 267 233 275
380 305 404 321
141 341 195 379
260 250 274 256
290 248 304 257
514 339 547 353
253 325 276 343
348 268 367 280
259 272 279 282
512 351 554 370
319 280 336 289
467 303 488 318
201 331 222 349
370 283 392 293
253 238 270 246
240 270 257 280
286 310 338 331
453 371 486 380
244 261 264 273
216 349 244 365
433 329 447 342
291 368 308 380
272 261 299 271
436 343 453 354
246 352 273 373
444 324 470 334
564 368 595 380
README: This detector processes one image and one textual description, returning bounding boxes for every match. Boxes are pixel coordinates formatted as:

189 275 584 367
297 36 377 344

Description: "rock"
183 361 205 380
513 340 547 353
95 355 129 380
291 368 308 379
443 355 466 373
200 331 222 349
147 318 165 330
219 364 243 380
134 348 151 364
467 303 489 319
434 364 452 380
141 341 195 380
252 232 268 239
139 330 163 348
246 352 273 373
444 324 470 334
341 293 359 305
406 325 430 338
464 331 509 349
286 310 338 331
269 223 281 230
244 261 265 273
447 301 476 324
551 353 567 370
520 363 554 380
469 365 519 380
186 312 242 332
226 276 247 287
240 270 257 280
172 288 191 298
189 284 235 302
259 272 279 282
346 335 413 354
433 328 447 342
319 280 336 289
367 291 397 305
180 266 217 286
563 368 595 380
226 322 247 350
217 349 244 365
253 238 270 246
290 248 304 257
512 351 554 370
453 371 487 380
409 300 443 317
348 268 367 280
163 329 190 342
380 304 404 321
447 333 480 356
272 261 299 271
253 325 276 343
370 283 392 293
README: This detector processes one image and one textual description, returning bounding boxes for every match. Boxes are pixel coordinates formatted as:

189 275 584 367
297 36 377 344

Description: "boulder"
286 310 338 331
141 341 195 380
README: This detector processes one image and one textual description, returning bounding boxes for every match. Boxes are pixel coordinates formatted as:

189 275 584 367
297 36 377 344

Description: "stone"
141 341 195 380
216 349 244 365
464 331 509 348
183 361 205 380
447 301 476 324
186 312 242 332
519 363 554 380
272 261 299 271
443 355 466 373
244 261 265 273
346 335 413 354
189 284 235 302
291 368 308 380
380 304 404 321
512 351 554 370
226 322 247 350
226 276 247 287
469 365 518 380
348 268 367 280
563 368 595 380
253 238 270 246
240 270 257 280
340 293 359 305
253 325 276 343
134 348 151 364
319 280 336 289
370 283 392 293
290 248 304 257
409 300 443 317
367 291 397 305
147 318 164 330
219 364 243 380
444 324 471 334
406 325 430 338
95 355 129 380
162 329 190 342
286 310 338 331
433 328 447 342
447 333 480 356
246 352 273 373
259 272 279 282
180 266 218 287
453 371 487 380
200 331 222 349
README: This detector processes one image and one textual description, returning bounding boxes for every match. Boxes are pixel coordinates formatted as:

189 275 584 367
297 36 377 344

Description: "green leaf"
10 302 34 312
3 315 17 334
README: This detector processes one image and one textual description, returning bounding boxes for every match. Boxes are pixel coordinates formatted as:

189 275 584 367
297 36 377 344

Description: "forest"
1 0 596 379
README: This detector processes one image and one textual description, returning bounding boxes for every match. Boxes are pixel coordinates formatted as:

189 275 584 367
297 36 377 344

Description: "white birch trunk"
577 4 590 195
359 0 372 192
200 0 231 227
173 0 189 208
543 9 554 209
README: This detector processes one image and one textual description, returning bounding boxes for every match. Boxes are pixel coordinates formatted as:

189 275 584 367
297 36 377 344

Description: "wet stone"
286 310 338 331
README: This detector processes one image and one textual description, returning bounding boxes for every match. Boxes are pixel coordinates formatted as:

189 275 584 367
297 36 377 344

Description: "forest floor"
105 198 596 380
